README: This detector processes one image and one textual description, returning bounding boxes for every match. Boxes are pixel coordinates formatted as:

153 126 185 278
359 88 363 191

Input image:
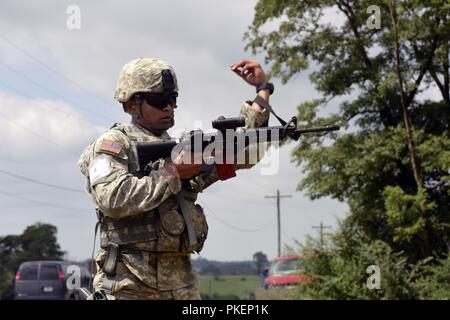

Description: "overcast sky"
0 0 350 262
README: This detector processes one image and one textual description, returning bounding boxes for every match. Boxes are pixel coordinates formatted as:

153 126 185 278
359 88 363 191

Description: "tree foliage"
246 0 449 261
245 0 449 299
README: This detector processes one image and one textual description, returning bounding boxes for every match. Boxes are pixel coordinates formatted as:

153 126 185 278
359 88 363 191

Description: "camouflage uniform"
78 58 269 300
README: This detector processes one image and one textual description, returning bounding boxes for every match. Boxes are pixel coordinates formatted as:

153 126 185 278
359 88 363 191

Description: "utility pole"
265 189 292 257
312 222 332 247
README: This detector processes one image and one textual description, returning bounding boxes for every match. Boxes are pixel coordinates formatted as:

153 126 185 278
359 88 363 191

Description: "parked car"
14 260 91 300
264 255 312 288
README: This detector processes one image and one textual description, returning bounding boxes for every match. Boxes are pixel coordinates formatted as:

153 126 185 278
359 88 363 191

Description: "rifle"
137 114 339 175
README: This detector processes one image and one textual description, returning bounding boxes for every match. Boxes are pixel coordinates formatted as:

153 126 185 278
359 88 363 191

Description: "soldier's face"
126 97 175 134
141 100 174 125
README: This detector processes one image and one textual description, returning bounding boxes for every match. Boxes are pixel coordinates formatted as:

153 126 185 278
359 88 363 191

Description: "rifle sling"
253 95 287 126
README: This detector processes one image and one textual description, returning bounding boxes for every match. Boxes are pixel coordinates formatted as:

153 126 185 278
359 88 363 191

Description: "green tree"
416 252 450 299
0 223 65 299
245 0 449 261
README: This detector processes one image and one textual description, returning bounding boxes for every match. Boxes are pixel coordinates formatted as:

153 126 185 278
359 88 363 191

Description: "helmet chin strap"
134 98 144 120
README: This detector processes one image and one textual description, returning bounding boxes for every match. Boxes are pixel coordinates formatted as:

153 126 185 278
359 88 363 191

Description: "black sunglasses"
135 92 178 110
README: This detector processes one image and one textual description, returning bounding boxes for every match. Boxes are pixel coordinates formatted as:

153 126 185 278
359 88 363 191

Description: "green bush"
291 234 450 300
416 253 450 300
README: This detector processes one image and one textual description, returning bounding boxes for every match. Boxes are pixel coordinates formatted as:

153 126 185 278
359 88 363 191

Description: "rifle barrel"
294 124 340 134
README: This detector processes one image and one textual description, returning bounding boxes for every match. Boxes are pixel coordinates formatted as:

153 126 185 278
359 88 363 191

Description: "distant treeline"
192 257 263 276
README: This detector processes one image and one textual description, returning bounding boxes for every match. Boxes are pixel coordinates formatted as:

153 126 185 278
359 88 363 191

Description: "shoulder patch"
99 139 123 155
89 154 112 186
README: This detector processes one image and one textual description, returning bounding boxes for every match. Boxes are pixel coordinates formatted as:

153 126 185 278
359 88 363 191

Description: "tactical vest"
96 124 208 276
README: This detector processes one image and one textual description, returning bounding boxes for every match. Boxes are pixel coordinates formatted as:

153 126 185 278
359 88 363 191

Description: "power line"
0 112 79 156
0 62 114 122
238 170 273 194
199 199 274 233
0 79 109 128
0 32 115 108
0 189 88 214
280 225 296 242
0 168 84 193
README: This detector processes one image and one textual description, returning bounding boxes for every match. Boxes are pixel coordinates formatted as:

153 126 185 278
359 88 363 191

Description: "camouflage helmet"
114 58 178 103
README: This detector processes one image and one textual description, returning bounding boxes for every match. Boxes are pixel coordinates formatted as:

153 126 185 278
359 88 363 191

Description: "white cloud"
0 90 103 158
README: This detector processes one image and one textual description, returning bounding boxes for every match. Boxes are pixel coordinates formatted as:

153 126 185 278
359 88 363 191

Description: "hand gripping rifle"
137 104 339 176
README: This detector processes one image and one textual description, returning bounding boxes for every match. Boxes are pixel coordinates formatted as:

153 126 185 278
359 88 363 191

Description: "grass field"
198 275 260 300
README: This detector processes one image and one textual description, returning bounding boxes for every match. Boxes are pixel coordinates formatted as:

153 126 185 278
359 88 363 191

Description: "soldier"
78 58 273 300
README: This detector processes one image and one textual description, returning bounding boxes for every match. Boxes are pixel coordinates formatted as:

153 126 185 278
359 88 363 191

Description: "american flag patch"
99 140 123 155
